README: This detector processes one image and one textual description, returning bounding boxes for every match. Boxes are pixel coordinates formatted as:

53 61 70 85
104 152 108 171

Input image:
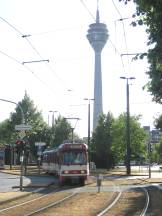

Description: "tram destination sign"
15 124 32 131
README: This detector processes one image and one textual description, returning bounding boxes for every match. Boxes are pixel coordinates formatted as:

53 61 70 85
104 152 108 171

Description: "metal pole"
20 150 24 191
120 77 135 175
52 112 54 127
148 139 151 178
10 144 12 170
71 128 74 143
88 102 90 149
84 98 94 166
126 79 131 175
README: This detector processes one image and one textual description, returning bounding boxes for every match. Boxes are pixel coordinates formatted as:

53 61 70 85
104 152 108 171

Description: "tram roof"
43 142 88 154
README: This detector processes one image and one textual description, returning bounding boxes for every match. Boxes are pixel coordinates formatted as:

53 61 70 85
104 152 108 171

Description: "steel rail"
24 191 79 216
96 181 122 216
96 190 122 216
0 186 81 216
0 188 60 213
140 187 150 216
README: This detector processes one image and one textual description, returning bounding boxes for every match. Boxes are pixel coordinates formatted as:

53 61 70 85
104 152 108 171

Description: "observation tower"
87 6 108 130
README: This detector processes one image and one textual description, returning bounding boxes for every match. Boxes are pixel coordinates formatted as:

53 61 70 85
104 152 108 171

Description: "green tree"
91 112 115 169
51 116 72 147
119 0 162 128
0 92 49 161
0 119 14 144
11 92 46 130
11 93 48 156
112 113 147 164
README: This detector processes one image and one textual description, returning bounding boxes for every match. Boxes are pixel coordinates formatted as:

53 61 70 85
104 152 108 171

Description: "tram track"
0 185 81 216
97 187 149 216
143 185 162 216
29 180 121 216
1 178 162 216
139 187 149 216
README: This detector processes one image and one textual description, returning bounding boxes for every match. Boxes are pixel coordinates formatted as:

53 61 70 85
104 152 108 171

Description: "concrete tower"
87 6 108 130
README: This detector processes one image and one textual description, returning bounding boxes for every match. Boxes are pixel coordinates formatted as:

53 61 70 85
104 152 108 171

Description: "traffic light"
16 140 25 151
148 142 153 153
150 143 153 152
16 140 23 145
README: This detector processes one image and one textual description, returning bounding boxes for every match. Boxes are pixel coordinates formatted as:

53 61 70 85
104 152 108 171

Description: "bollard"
97 174 102 193
38 157 41 175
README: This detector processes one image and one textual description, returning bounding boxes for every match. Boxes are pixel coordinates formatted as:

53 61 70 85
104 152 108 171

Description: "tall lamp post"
84 98 94 162
49 110 58 127
120 77 135 175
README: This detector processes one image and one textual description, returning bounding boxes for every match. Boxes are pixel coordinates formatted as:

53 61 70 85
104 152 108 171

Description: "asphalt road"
0 172 56 192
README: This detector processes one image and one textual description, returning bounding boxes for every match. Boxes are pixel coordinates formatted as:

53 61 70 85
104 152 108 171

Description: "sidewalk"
0 166 55 204
0 191 31 204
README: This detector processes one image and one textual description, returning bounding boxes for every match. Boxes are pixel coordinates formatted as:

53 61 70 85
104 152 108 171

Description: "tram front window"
63 151 86 164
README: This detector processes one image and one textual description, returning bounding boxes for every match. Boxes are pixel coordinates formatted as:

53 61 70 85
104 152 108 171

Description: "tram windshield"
62 151 86 165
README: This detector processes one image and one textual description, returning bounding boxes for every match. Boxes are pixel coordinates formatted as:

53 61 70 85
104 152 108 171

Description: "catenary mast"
87 3 108 130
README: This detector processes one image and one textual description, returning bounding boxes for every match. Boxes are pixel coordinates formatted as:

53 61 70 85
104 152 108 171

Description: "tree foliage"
119 0 162 129
91 112 147 168
0 119 13 144
119 1 162 101
91 112 115 169
112 114 146 162
51 116 72 147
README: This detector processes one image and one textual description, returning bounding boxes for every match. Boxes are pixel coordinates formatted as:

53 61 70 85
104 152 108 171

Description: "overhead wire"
80 0 96 22
25 26 84 37
111 0 131 74
108 38 126 71
0 16 69 90
0 48 55 92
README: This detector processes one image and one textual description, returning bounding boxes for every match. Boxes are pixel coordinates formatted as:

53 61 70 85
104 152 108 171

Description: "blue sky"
0 0 161 137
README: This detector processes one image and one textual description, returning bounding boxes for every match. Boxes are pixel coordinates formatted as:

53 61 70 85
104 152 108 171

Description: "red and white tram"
42 142 89 185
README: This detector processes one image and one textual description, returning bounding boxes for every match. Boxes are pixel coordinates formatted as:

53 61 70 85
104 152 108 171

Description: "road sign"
35 142 46 146
15 124 32 131
19 130 26 139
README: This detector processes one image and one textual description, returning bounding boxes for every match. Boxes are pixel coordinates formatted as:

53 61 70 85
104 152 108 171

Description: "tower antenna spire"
87 0 108 130
96 0 100 23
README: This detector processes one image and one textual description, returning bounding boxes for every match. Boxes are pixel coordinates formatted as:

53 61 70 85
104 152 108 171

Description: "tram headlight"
63 170 69 174
81 170 86 174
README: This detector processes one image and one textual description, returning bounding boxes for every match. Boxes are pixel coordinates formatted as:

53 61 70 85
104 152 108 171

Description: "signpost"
15 124 32 191
15 124 32 131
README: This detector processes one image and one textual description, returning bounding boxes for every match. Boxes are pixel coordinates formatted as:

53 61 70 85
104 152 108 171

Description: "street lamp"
0 98 25 124
84 98 94 162
49 110 58 127
120 77 135 175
